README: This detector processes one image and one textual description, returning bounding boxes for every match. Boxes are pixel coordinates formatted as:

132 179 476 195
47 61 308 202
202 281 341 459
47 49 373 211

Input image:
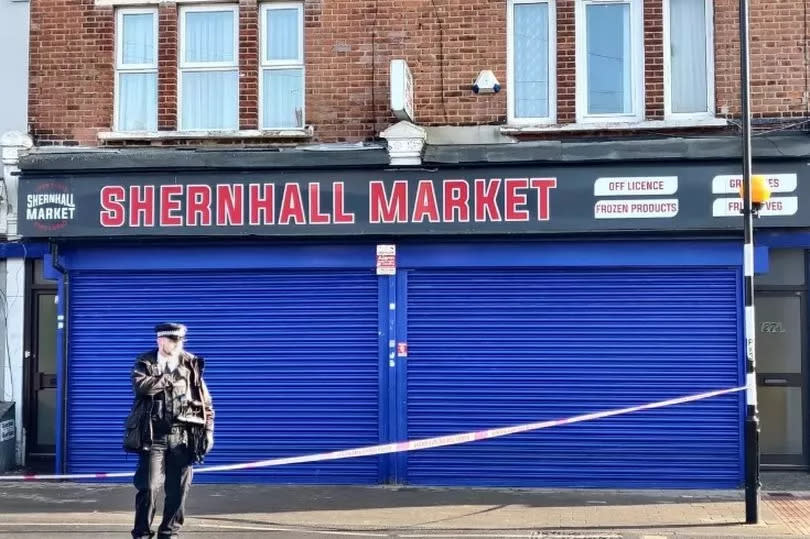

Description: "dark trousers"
132 430 193 539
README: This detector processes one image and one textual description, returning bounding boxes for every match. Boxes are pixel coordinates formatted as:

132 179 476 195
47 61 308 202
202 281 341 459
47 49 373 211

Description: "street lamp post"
738 0 770 524
740 173 769 524
739 0 771 519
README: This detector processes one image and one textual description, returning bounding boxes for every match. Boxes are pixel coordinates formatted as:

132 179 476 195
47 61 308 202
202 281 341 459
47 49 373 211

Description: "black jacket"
124 349 214 461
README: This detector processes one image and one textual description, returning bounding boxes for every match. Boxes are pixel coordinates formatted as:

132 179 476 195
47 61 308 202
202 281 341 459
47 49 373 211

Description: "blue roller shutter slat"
68 269 381 483
405 268 742 488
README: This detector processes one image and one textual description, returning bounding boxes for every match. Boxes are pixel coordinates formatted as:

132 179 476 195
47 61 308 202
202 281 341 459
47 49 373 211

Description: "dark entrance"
24 259 57 465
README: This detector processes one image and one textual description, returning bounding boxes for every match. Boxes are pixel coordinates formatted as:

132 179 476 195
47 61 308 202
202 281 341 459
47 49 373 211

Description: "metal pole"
739 0 760 524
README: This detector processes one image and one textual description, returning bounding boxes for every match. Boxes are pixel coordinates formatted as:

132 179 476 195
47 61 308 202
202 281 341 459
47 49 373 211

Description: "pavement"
1 472 810 538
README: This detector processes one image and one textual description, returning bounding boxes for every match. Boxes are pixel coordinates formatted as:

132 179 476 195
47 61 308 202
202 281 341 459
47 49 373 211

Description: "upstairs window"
115 8 158 131
665 0 714 118
260 2 305 129
179 5 239 130
575 0 643 123
507 0 556 125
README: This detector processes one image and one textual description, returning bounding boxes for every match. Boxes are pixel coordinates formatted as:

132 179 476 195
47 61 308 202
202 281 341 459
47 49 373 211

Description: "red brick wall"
158 4 178 131
644 0 664 120
239 0 259 130
29 0 114 145
556 0 575 124
27 0 810 147
715 0 809 119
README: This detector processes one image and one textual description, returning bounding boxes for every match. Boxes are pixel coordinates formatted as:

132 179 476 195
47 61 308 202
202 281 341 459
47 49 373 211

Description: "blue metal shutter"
68 269 381 483
405 268 741 488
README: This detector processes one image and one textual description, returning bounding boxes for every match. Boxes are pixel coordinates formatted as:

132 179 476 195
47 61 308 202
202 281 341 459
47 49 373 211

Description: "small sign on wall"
0 419 14 442
390 59 414 122
376 244 396 275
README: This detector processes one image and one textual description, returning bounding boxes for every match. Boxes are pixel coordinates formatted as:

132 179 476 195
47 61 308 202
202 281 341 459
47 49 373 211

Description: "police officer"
129 323 214 539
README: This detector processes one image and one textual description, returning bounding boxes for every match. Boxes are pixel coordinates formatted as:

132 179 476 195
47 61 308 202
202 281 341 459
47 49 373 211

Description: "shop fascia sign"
100 178 555 227
17 164 808 237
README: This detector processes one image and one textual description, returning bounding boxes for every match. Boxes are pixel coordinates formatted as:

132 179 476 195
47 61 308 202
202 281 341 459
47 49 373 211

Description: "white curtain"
118 12 156 131
586 3 631 115
263 69 304 128
182 71 238 130
185 10 234 63
514 2 549 118
262 7 302 128
670 0 708 113
267 8 299 61
121 13 154 65
119 73 157 131
182 10 238 129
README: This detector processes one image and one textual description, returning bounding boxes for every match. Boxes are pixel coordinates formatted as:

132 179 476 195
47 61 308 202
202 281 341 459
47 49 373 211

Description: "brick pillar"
158 4 178 131
556 0 576 124
644 0 665 120
240 0 259 130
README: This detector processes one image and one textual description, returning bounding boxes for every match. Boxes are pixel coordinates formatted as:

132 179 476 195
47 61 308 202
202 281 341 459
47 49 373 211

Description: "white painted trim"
663 0 715 119
506 0 556 125
500 116 728 133
575 0 644 123
97 0 231 6
114 7 158 132
178 4 240 131
260 2 304 66
259 2 305 130
3 259 25 465
98 127 314 140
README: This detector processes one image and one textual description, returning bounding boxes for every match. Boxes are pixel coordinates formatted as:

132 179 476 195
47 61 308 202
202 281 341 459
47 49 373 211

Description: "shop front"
15 152 810 487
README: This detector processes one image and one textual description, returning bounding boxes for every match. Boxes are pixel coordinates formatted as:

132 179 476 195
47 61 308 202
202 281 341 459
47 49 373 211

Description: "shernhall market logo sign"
26 182 76 231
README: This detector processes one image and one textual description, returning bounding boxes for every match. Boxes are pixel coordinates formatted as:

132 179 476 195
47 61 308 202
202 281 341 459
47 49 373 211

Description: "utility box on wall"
0 402 15 472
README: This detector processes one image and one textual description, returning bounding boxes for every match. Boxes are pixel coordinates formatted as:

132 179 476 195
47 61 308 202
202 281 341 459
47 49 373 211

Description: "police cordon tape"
0 385 746 481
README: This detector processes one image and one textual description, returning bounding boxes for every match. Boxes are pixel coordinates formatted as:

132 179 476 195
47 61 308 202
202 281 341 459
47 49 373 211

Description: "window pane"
37 389 56 446
756 295 802 374
118 72 157 131
262 69 304 128
185 10 235 63
586 3 631 115
266 8 299 61
760 387 803 455
182 70 238 129
756 249 806 286
121 13 155 65
670 0 707 113
513 3 549 118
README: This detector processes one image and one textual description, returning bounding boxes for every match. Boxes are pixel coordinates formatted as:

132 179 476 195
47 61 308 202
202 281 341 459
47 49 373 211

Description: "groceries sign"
18 162 809 237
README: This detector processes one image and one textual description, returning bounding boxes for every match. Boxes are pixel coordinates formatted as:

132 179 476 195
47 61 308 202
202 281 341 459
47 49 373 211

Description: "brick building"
25 0 810 146
7 0 810 484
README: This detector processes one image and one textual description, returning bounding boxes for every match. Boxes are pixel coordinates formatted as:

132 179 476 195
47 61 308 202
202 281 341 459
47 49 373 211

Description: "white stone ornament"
380 121 427 166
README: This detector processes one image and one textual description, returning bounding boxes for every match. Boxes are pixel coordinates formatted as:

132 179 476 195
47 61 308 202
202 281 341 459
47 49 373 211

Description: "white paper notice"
376 244 396 275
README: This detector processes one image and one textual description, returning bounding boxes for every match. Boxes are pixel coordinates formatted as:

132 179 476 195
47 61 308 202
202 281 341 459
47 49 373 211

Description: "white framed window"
507 0 556 125
664 0 714 119
179 4 239 131
260 2 305 129
575 0 643 123
115 8 158 132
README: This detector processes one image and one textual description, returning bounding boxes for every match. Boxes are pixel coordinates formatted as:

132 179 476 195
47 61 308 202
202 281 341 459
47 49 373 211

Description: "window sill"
98 127 314 142
500 117 728 134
